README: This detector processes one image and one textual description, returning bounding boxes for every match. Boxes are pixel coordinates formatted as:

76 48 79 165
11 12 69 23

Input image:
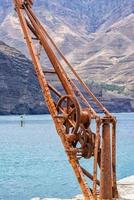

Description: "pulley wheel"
56 95 81 135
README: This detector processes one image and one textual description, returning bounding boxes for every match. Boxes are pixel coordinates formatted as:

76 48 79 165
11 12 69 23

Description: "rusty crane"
13 0 119 199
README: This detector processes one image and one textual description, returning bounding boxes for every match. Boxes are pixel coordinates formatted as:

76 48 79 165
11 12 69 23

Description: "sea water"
0 113 133 200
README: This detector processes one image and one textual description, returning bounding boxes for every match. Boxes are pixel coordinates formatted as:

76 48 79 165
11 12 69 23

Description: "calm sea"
0 113 134 200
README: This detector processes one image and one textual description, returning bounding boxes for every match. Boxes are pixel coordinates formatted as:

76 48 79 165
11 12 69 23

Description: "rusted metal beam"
43 69 56 74
112 119 118 198
100 118 112 199
93 119 101 197
48 83 62 98
81 166 100 186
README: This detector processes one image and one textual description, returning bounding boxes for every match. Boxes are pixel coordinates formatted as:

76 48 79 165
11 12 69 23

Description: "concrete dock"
118 176 134 200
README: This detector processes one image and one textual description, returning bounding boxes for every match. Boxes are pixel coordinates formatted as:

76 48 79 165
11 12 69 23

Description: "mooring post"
100 119 112 199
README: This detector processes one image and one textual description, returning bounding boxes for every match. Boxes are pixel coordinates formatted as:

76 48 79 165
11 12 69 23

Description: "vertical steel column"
100 119 112 199
112 120 118 198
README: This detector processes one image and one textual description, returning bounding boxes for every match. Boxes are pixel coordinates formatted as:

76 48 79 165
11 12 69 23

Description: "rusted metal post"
112 119 118 198
100 119 112 199
93 118 101 197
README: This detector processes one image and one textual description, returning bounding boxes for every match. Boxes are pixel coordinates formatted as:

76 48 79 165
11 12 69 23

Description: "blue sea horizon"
0 113 134 200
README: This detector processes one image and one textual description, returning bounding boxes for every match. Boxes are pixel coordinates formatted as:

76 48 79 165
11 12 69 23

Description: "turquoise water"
0 113 134 200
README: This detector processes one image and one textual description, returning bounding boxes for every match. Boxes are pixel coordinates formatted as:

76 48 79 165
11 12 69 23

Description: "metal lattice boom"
13 1 118 199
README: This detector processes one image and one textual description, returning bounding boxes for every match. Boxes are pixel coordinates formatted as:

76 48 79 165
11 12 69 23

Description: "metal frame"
13 1 118 199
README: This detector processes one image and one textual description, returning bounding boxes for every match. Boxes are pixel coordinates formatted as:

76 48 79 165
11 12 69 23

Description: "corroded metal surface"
13 1 118 199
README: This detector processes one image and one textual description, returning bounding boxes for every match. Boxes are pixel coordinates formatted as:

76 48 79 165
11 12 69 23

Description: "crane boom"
13 1 118 199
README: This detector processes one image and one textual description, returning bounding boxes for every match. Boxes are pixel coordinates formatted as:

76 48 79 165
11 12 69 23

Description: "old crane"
13 0 118 199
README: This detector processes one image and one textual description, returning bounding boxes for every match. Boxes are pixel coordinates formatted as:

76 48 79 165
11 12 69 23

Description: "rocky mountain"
76 14 134 99
0 41 47 115
0 41 133 114
0 0 133 113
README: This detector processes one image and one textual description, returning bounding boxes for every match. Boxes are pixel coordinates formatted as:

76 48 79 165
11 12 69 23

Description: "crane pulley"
13 0 118 199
